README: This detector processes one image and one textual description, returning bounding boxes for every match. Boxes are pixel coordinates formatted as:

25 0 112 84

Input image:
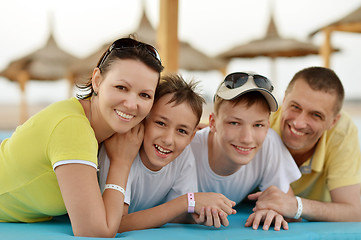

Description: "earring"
93 91 98 96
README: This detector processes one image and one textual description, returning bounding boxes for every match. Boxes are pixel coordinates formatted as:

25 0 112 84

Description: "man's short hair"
286 67 344 115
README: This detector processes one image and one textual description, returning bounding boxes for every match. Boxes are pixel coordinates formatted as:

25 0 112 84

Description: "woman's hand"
104 122 144 168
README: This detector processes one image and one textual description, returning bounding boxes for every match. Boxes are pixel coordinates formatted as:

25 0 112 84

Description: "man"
249 66 361 222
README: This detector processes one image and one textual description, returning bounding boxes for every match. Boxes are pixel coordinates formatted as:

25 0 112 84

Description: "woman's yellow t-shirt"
0 98 98 222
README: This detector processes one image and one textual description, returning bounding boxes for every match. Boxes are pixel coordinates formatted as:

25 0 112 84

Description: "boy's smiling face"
210 100 270 171
140 93 198 171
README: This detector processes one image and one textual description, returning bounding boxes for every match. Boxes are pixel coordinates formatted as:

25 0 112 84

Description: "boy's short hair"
214 91 271 114
155 74 205 127
214 72 278 114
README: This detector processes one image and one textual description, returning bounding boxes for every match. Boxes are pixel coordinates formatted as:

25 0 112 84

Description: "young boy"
191 72 301 230
98 74 236 233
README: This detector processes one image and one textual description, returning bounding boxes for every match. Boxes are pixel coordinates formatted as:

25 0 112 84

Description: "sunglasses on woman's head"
97 38 162 68
224 72 274 92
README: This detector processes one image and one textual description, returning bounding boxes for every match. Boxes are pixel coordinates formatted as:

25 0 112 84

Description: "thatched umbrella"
70 44 108 85
72 9 227 85
217 13 330 88
309 5 361 67
0 33 79 123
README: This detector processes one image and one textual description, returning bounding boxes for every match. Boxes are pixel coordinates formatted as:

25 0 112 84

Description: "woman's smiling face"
93 58 159 135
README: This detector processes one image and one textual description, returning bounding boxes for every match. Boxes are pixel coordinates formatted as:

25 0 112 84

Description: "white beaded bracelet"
104 184 125 197
294 196 303 219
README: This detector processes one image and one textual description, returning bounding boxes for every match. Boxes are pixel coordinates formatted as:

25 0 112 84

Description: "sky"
1 0 361 105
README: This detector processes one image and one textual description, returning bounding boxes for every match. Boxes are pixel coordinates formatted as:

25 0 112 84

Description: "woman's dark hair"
76 36 164 99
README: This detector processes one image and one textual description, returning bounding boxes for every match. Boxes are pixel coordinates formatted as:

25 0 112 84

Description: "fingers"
193 207 205 224
246 210 289 231
201 207 225 228
220 203 234 216
272 214 282 231
281 219 289 230
219 198 236 216
212 209 221 228
204 207 213 227
247 191 262 201
219 211 229 227
251 211 263 230
262 210 277 231
245 212 255 227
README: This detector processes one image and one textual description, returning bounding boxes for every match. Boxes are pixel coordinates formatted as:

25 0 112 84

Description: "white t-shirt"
98 145 198 213
190 127 301 204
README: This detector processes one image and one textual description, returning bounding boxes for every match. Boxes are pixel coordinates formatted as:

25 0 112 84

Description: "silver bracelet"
294 196 303 219
104 184 125 197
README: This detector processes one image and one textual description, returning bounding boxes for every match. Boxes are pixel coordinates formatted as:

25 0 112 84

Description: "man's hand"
248 186 298 219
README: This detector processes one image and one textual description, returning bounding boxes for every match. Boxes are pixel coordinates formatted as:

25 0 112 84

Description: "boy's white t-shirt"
190 127 301 204
98 145 198 213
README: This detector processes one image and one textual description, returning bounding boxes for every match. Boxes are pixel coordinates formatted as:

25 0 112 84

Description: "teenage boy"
98 74 236 233
191 72 301 231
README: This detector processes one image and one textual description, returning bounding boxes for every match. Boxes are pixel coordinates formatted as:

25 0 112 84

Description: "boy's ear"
91 68 102 93
209 113 216 133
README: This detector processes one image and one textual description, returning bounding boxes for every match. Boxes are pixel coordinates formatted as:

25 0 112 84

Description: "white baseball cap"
215 72 278 112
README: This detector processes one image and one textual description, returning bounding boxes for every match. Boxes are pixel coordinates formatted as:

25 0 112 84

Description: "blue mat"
1 204 361 239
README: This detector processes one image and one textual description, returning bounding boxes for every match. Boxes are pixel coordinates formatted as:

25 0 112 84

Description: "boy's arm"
118 192 236 233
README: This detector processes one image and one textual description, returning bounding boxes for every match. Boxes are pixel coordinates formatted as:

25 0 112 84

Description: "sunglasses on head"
224 72 274 92
97 38 162 68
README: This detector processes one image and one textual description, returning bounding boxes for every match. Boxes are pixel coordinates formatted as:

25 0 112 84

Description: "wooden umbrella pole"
67 72 75 98
17 70 29 125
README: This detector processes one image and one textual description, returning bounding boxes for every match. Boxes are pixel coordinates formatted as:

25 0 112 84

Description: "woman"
0 37 163 237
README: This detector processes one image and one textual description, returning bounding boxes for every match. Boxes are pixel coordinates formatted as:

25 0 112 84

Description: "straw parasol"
71 8 227 85
0 32 79 123
133 9 227 72
217 13 331 90
309 5 361 67
1 33 79 82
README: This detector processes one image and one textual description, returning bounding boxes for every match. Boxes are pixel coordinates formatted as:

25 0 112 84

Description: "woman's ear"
91 68 102 94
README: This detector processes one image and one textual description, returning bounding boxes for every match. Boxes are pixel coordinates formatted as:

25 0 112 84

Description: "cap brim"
216 82 278 112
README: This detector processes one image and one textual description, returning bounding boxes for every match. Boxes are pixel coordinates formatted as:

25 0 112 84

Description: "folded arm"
56 124 144 237
118 192 236 233
249 184 361 222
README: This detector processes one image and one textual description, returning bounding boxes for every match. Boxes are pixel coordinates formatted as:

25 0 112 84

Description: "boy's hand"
190 192 236 228
245 209 289 231
194 192 236 216
191 207 230 228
